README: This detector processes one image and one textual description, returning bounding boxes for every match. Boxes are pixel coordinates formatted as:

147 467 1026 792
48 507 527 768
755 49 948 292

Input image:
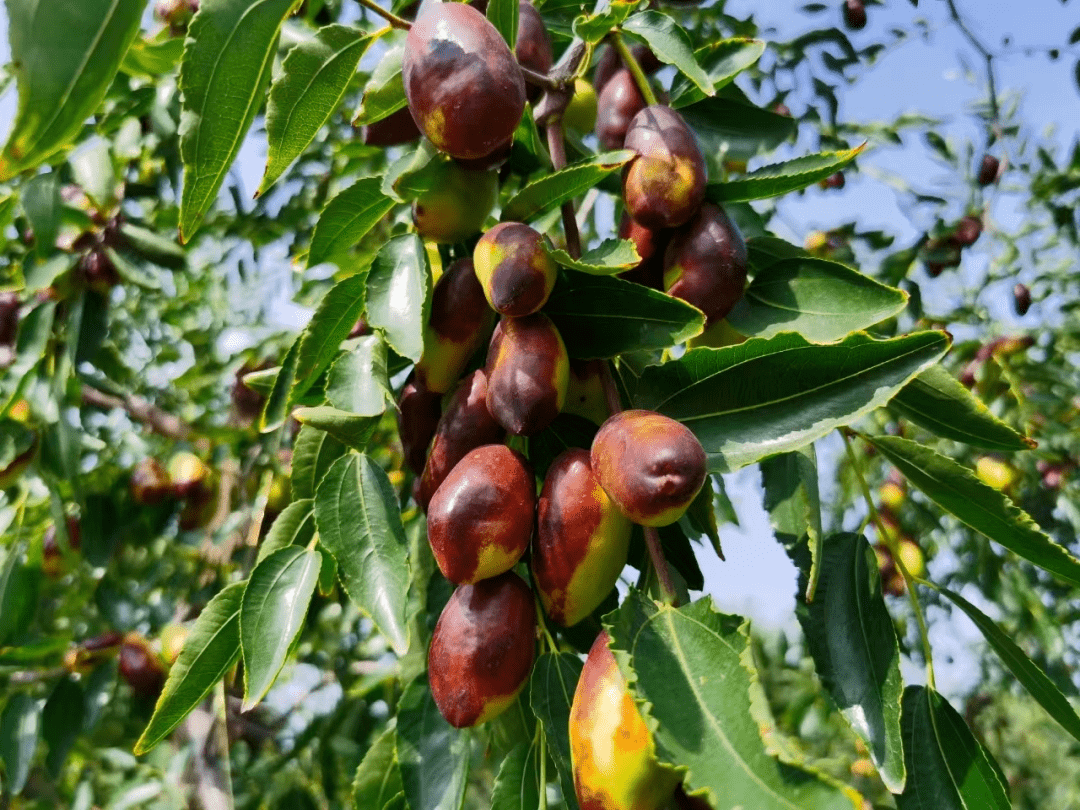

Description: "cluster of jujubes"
129 450 217 530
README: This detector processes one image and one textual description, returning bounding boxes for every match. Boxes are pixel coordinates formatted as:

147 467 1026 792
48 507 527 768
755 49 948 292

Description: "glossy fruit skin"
820 171 846 189
950 214 982 247
412 160 498 244
130 458 172 505
64 630 123 674
617 214 668 290
416 258 494 393
486 313 569 436
564 360 611 425
515 1 552 102
977 154 1000 186
403 2 526 161
168 451 210 499
591 410 707 527
398 372 443 475
842 0 866 30
595 69 646 151
473 223 558 316
533 449 631 627
622 106 707 231
119 633 166 699
427 444 535 584
428 571 536 728
663 202 748 324
361 106 421 147
564 78 599 133
897 538 925 579
417 369 506 510
570 631 681 810
1013 283 1032 316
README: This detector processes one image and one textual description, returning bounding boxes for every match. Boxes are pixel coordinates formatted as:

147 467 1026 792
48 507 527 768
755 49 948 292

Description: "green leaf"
760 446 822 599
366 233 431 363
293 407 378 451
799 533 905 792
622 11 713 98
544 270 704 359
889 365 1034 452
135 582 245 755
529 652 583 810
257 499 317 564
571 3 637 43
502 150 635 223
865 435 1080 588
896 686 1010 810
0 694 40 795
607 594 861 810
487 0 519 49
42 677 83 777
313 454 410 654
353 36 407 126
262 25 375 193
680 96 796 162
291 425 347 500
119 223 187 269
491 741 540 810
353 727 404 810
259 334 301 432
291 272 368 402
308 176 397 268
670 38 766 108
178 0 299 240
935 585 1080 746
0 0 144 180
21 172 61 257
396 675 471 810
0 549 39 647
725 256 908 343
326 335 393 416
547 239 642 275
635 331 949 473
707 147 865 203
121 33 185 78
241 546 321 710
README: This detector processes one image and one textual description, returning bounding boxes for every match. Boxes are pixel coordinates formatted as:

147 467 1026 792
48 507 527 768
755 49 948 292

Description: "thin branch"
546 121 582 259
644 526 679 606
80 384 191 441
521 65 560 93
943 0 1000 135
354 0 411 29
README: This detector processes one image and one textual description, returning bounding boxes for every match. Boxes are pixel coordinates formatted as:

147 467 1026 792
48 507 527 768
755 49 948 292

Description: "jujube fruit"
842 0 866 30
0 291 18 347
427 444 535 584
397 372 443 475
416 257 494 393
564 78 599 133
617 213 668 290
533 449 632 627
361 106 421 147
977 154 1000 186
168 450 211 499
950 214 982 247
1013 283 1031 316
593 44 661 93
412 159 498 244
403 2 526 161
570 631 681 810
564 360 611 425
663 202 748 324
428 571 536 728
473 222 558 317
417 369 505 510
590 410 707 527
622 106 707 231
119 633 166 699
515 1 552 102
486 313 569 436
130 458 172 505
595 69 646 151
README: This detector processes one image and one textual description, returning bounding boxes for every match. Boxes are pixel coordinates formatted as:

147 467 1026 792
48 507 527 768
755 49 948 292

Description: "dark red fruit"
427 445 535 584
618 214 669 290
486 313 569 436
119 633 166 699
1013 284 1031 316
622 106 707 230
416 257 494 393
951 215 983 247
428 571 536 728
821 171 846 189
515 1 552 102
473 222 558 317
417 370 505 510
663 202 748 324
595 69 646 151
843 0 866 30
591 410 707 527
0 292 18 347
977 154 1000 186
361 106 421 147
130 458 172 505
403 2 526 161
398 372 443 476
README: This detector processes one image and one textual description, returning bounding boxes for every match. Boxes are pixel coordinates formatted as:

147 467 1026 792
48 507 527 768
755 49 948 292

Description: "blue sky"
2 0 1077 697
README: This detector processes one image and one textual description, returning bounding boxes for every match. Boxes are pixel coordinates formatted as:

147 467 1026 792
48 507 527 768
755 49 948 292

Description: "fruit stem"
546 121 582 259
534 594 558 652
611 33 659 107
598 361 622 417
644 526 679 607
842 429 935 690
354 0 411 30
520 65 561 93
